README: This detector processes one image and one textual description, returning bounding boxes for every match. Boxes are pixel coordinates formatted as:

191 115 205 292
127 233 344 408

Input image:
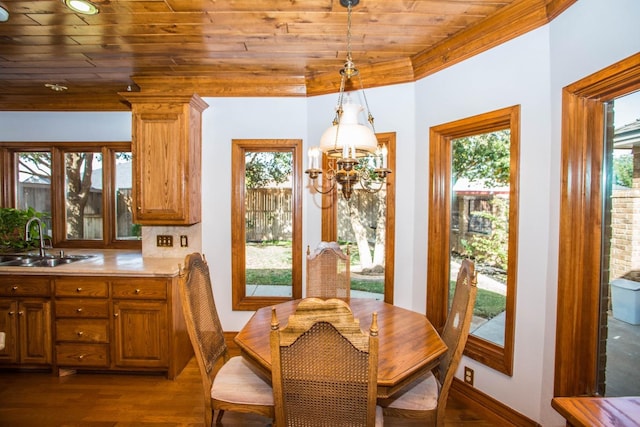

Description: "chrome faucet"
25 217 47 257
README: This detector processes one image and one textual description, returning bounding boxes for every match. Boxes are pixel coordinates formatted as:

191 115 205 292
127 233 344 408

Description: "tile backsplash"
141 223 202 259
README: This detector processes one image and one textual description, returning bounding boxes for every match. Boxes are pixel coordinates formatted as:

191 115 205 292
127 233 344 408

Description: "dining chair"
178 252 274 426
379 259 477 426
306 241 350 300
270 297 383 426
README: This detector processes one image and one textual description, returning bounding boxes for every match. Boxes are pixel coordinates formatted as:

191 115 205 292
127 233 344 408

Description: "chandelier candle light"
305 0 391 200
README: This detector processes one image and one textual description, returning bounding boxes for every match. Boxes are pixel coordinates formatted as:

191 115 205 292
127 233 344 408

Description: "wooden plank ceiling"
0 0 575 111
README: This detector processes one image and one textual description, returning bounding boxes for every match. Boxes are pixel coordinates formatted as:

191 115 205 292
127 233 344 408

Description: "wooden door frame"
554 52 640 397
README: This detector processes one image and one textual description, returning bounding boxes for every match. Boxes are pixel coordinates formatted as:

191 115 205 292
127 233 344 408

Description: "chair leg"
215 409 225 425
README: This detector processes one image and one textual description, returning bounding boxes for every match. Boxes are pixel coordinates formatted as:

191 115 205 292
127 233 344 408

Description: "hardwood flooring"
0 358 497 426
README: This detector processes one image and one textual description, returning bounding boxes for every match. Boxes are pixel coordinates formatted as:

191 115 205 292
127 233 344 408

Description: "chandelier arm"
308 176 338 195
358 176 387 194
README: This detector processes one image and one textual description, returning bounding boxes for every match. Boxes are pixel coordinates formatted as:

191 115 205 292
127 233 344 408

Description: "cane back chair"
379 259 477 426
306 242 350 300
270 297 383 426
178 253 274 426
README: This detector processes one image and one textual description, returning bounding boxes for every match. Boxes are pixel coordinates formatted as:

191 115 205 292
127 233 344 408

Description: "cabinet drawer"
111 279 167 300
56 319 109 343
0 277 50 297
56 343 109 367
55 300 108 318
55 279 108 298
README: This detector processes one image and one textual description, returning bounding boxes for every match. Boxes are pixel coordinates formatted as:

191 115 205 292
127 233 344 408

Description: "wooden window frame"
231 139 303 311
554 53 640 397
427 106 520 376
0 141 139 250
320 132 396 304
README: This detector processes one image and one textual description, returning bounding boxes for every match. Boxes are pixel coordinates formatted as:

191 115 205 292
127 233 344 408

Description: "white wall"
1 1 639 424
414 24 554 424
542 1 640 424
0 111 131 141
410 0 640 425
203 85 416 329
199 97 308 328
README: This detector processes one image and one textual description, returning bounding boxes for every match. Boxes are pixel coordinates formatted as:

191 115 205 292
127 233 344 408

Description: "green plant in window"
0 207 50 253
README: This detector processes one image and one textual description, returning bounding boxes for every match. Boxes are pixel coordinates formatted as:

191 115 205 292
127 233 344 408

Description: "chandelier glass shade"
305 0 391 200
0 3 9 22
319 102 379 158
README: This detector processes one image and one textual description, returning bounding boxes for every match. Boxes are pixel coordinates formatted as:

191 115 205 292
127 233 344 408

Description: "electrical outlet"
156 235 173 247
180 235 188 247
464 366 474 386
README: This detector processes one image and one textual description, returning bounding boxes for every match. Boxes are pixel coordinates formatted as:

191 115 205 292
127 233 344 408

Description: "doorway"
600 90 640 396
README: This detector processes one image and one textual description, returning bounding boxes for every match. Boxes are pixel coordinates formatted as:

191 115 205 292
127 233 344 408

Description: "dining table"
234 298 448 399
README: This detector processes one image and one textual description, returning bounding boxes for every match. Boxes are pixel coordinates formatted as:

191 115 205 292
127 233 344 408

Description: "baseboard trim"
450 378 540 427
224 331 241 356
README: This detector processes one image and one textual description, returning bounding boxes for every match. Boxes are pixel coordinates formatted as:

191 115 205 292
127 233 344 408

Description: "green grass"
350 278 384 294
450 280 505 320
245 270 385 294
246 268 292 286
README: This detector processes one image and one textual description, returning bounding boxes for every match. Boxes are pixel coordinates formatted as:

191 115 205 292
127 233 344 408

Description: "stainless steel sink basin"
0 253 94 267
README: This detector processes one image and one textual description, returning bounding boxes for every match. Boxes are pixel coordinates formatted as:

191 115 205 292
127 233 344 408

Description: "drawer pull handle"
8 311 15 315
77 354 85 360
11 285 18 291
18 311 24 316
77 331 84 337
76 308 83 313
114 313 119 317
76 287 83 293
135 288 141 294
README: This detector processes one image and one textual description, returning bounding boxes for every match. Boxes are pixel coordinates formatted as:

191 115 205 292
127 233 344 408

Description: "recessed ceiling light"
0 3 9 22
62 0 99 15
45 83 68 92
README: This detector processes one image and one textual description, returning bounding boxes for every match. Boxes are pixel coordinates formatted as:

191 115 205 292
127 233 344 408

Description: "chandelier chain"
304 0 390 200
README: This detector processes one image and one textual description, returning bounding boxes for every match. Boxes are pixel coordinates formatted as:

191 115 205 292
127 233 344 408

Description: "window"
427 106 520 376
555 53 640 397
231 139 303 311
1 142 139 249
321 132 396 304
467 198 494 235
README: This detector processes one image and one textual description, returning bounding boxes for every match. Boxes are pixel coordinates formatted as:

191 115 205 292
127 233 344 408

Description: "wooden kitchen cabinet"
54 278 110 369
51 276 192 378
122 93 209 225
112 300 168 369
0 276 52 366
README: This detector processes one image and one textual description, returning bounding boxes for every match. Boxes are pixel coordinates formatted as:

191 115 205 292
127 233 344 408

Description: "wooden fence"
244 188 384 243
245 188 293 242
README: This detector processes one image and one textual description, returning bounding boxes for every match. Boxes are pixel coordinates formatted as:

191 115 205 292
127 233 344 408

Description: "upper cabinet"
121 93 209 225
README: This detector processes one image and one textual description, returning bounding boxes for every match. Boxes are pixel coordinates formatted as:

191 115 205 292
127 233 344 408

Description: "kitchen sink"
0 253 94 267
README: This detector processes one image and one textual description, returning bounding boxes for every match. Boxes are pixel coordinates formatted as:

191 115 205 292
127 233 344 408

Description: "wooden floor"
0 358 497 426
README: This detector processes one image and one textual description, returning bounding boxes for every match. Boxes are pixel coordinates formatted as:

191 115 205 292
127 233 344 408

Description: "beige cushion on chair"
211 356 274 406
384 373 439 411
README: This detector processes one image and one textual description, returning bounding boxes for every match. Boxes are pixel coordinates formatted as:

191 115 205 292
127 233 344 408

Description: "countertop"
0 249 184 277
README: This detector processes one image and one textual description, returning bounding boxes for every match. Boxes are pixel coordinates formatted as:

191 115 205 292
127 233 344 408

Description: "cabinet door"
125 93 206 225
0 300 18 363
134 112 188 223
112 300 168 368
19 300 51 365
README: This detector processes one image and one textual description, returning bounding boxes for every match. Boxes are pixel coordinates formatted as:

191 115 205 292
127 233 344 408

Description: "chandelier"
305 0 391 200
